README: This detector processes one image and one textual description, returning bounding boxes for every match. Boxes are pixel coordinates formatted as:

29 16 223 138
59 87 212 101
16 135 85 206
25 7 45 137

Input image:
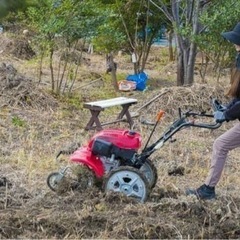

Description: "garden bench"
83 97 138 131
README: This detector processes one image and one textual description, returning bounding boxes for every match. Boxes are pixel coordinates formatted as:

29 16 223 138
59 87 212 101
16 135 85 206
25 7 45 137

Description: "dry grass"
0 34 240 239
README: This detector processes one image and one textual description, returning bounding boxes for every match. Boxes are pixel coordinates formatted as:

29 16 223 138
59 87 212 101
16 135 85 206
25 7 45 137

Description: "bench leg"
117 104 134 128
85 110 103 131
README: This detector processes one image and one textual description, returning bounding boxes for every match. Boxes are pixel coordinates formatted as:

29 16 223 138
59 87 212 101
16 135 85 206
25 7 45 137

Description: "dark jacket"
224 98 240 120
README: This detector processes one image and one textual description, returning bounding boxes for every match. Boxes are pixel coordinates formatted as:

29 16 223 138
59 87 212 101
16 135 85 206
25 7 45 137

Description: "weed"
11 116 26 127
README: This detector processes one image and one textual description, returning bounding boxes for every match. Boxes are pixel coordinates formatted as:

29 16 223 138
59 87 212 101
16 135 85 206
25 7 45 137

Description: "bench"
83 97 138 131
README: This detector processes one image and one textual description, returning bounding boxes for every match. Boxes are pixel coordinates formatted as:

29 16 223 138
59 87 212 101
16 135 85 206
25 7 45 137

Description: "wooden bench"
83 97 138 131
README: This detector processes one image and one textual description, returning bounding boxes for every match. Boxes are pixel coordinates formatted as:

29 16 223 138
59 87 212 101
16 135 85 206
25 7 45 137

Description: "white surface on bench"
84 97 137 108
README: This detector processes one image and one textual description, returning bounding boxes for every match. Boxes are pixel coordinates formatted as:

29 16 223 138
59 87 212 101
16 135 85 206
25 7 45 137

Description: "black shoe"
186 184 216 200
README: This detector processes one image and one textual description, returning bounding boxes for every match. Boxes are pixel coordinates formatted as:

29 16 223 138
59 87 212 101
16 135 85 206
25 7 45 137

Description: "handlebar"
176 108 221 130
139 98 223 161
176 97 225 129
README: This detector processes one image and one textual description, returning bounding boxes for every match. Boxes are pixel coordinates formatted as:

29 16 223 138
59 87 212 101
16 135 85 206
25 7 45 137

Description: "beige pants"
205 122 240 187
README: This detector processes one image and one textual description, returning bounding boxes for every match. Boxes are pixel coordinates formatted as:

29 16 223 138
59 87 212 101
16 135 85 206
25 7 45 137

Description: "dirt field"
0 33 240 239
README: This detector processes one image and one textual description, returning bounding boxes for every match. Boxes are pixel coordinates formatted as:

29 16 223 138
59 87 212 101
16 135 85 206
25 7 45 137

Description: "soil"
0 33 240 239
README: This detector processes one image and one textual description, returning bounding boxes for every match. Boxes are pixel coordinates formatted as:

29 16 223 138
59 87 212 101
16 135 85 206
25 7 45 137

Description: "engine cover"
92 138 113 157
91 138 136 160
89 129 142 150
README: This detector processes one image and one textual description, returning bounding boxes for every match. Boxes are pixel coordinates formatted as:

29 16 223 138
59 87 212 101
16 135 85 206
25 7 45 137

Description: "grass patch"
11 116 26 127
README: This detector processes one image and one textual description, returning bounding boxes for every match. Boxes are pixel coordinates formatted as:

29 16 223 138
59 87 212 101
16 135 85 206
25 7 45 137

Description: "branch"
171 0 184 51
200 0 212 7
172 0 180 25
116 1 135 50
149 0 173 22
192 0 201 35
187 0 195 25
134 0 144 52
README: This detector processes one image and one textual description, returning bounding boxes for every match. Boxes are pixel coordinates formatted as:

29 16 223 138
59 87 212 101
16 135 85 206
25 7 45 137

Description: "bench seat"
83 97 138 130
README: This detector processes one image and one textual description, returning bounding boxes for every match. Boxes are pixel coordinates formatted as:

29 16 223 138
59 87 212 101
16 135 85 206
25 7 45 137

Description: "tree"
197 0 240 82
94 0 166 75
27 0 104 95
90 2 124 91
149 0 212 86
117 0 166 74
0 0 28 18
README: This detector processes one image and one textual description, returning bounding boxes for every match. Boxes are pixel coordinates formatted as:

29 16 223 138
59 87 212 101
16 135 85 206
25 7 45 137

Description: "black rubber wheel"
104 166 150 203
47 172 65 192
140 159 158 189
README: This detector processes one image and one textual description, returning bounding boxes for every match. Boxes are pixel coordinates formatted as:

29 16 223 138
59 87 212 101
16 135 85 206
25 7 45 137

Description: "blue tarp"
126 72 148 91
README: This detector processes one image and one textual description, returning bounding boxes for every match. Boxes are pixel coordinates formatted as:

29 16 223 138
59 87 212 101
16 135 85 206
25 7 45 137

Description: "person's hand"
213 99 226 111
214 111 226 123
217 103 226 111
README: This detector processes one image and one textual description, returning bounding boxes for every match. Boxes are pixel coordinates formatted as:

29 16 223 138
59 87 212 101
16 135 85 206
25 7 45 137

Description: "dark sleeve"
224 100 240 120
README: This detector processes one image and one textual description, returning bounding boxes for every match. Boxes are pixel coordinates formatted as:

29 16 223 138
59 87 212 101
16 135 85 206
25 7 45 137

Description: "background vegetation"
2 0 240 92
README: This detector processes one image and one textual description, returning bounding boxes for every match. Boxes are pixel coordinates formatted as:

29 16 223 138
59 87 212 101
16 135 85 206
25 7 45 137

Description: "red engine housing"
88 129 142 150
70 129 142 178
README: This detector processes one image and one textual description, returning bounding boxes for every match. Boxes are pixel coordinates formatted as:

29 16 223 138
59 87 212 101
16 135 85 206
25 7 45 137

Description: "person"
186 22 240 200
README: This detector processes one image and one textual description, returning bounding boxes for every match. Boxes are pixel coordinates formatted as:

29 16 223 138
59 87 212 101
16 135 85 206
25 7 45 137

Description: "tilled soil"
0 172 240 239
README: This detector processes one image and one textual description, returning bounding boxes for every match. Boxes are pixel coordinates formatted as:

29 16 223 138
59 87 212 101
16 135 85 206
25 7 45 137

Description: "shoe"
186 184 216 200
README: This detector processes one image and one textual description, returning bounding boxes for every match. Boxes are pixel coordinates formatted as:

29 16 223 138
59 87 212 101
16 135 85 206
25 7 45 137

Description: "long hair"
227 67 240 98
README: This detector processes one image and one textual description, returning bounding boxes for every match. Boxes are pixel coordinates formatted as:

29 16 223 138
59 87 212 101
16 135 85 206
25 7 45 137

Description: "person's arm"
224 100 240 120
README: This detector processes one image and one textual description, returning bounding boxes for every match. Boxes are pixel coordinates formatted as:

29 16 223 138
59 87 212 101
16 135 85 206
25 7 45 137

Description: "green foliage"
12 116 26 127
0 0 28 18
197 0 240 69
93 0 167 73
25 0 167 89
26 0 106 95
27 0 104 45
93 21 126 53
90 1 125 53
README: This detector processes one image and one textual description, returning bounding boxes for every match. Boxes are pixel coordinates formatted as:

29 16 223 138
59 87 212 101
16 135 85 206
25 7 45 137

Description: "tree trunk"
175 34 184 86
140 44 150 72
49 47 55 92
131 51 139 74
184 0 200 85
106 53 118 91
186 42 197 85
168 30 174 61
152 0 208 86
38 50 44 85
177 52 184 86
133 62 139 74
199 53 209 83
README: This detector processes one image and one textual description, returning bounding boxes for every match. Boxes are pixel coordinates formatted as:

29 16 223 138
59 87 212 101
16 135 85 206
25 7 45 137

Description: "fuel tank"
88 129 142 150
